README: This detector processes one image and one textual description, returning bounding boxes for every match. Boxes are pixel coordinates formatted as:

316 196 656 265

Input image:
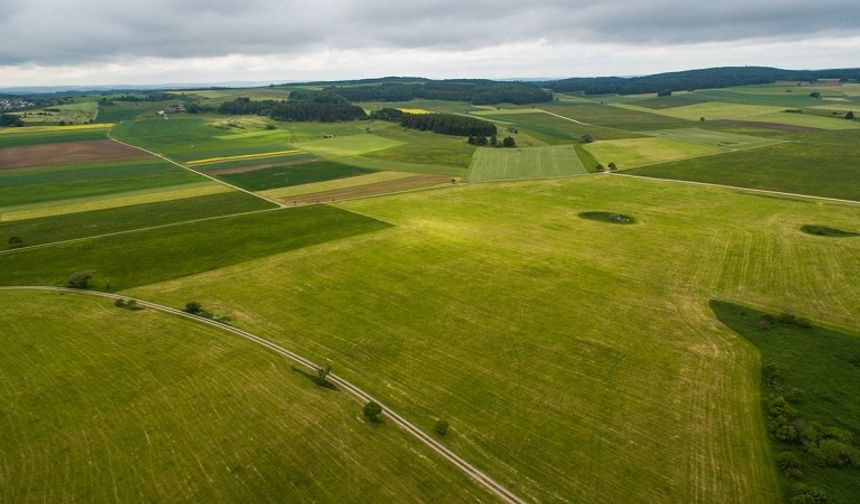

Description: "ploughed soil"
285 175 453 204
712 119 820 133
209 157 319 175
0 139 149 170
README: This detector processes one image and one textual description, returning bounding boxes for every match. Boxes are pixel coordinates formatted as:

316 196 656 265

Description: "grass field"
474 111 639 144
0 205 389 290
0 291 488 502
627 130 860 201
0 124 111 148
640 128 784 150
545 103 693 130
584 137 723 168
120 175 860 502
219 161 376 191
712 301 860 503
0 191 274 249
12 101 99 125
741 112 860 130
259 171 418 200
613 102 783 121
467 145 586 181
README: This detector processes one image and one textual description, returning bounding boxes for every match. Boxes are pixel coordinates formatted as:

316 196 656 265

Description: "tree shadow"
290 365 338 391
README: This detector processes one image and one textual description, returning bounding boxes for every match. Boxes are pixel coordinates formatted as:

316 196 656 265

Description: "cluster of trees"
545 67 860 95
370 108 497 137
0 114 23 127
328 80 552 105
183 301 233 325
217 97 278 115
467 135 516 147
218 92 366 122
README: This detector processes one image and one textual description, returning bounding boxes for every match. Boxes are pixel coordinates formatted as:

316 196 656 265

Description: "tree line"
370 108 497 136
217 92 366 122
329 80 552 105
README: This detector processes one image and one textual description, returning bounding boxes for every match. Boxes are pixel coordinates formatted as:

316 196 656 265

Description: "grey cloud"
0 0 858 65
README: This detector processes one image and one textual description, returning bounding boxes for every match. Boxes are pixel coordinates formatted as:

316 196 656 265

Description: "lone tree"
594 164 605 172
608 162 617 171
809 91 822 99
317 363 332 385
435 420 449 436
184 301 202 314
581 134 593 143
363 401 382 421
847 111 855 120
7 236 23 248
502 136 516 148
67 272 92 289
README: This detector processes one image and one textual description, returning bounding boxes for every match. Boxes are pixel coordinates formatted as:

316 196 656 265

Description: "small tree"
184 301 202 314
363 401 382 421
699 116 706 122
809 91 822 99
7 236 23 248
317 363 332 385
475 136 488 146
502 136 516 148
435 420 449 436
490 135 498 146
594 164 604 172
67 272 92 289
114 298 127 308
775 451 803 479
847 111 855 120
581 134 593 143
607 162 617 171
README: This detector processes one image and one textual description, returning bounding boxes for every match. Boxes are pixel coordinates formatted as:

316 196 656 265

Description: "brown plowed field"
0 139 149 170
712 119 819 132
286 175 452 204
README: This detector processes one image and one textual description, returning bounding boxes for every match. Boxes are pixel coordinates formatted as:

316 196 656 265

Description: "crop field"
740 111 860 130
284 175 453 204
297 133 403 158
0 139 147 170
474 111 639 144
11 101 99 125
219 161 376 191
467 145 586 181
0 124 112 148
0 191 274 250
583 137 723 168
628 129 860 201
545 103 694 130
640 128 784 150
119 175 860 502
259 171 418 200
0 291 487 502
613 101 783 121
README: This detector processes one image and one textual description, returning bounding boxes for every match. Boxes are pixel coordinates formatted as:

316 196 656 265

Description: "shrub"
785 388 805 403
847 111 854 120
67 272 92 289
594 164 604 172
757 315 773 330
435 420 449 436
363 401 382 421
790 483 828 504
184 301 202 314
775 451 803 478
114 298 126 308
502 136 516 147
809 439 859 467
607 162 617 171
581 134 593 143
317 363 332 385
7 236 23 248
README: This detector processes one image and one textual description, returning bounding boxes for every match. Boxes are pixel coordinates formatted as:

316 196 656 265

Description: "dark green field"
712 301 860 504
0 127 110 148
1 191 275 250
0 205 389 289
219 161 375 191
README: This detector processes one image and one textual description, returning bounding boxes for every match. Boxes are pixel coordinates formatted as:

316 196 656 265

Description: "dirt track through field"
285 175 452 204
0 139 149 170
0 286 524 504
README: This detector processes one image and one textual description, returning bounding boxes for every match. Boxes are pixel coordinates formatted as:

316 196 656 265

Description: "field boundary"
0 286 525 504
107 130 285 208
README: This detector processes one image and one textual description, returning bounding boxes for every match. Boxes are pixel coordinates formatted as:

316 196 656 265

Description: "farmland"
1 72 859 503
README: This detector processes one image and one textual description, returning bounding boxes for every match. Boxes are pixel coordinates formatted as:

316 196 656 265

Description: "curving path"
0 285 525 504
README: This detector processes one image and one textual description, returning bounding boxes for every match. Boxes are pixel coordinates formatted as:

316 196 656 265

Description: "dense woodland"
370 108 497 136
545 66 860 95
328 80 552 105
218 93 366 122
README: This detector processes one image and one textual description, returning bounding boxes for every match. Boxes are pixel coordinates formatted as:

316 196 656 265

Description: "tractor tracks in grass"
107 130 285 208
0 286 526 504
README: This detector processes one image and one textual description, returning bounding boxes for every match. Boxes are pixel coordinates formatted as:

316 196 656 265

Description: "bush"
790 483 828 504
775 451 803 478
594 164 604 172
114 298 126 308
7 236 23 248
67 272 92 289
607 162 617 171
363 401 382 421
502 136 516 148
785 388 805 403
847 111 855 120
581 134 593 143
808 439 859 467
435 420 449 436
184 301 202 314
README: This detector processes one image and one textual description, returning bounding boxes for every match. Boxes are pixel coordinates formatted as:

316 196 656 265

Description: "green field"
0 124 112 147
219 161 375 191
122 175 860 502
712 301 860 503
0 205 389 290
0 291 488 502
640 128 784 150
12 101 99 125
584 137 723 168
473 111 639 144
0 191 274 250
613 101 783 121
742 111 860 130
545 103 693 130
467 145 586 181
628 130 860 201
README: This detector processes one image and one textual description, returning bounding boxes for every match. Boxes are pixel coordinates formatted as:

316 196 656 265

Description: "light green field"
614 101 782 121
13 101 100 125
259 171 417 199
297 134 403 158
467 145 586 181
338 155 466 176
745 111 860 130
126 175 860 502
0 291 488 502
640 128 784 150
584 137 723 168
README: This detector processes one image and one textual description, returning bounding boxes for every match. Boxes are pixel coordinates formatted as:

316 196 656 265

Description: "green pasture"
467 145 586 181
0 158 204 209
259 171 418 200
297 134 402 158
0 191 273 250
744 112 860 130
628 129 860 201
125 175 860 502
640 128 783 150
477 111 639 144
0 291 487 502
613 101 782 121
545 103 692 130
364 127 476 169
12 101 99 125
219 161 375 191
0 125 111 148
584 137 722 168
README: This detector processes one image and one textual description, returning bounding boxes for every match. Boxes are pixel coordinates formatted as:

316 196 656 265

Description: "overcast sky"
1 0 858 87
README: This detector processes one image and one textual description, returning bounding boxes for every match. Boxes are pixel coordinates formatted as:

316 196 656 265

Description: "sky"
1 0 858 87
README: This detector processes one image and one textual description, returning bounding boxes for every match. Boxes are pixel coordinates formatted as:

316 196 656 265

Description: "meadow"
219 161 375 191
0 124 111 148
467 145 586 181
584 137 722 168
124 175 860 502
0 291 488 502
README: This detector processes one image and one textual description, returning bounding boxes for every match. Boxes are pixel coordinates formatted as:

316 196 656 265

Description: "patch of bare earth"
287 175 453 204
0 139 149 170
